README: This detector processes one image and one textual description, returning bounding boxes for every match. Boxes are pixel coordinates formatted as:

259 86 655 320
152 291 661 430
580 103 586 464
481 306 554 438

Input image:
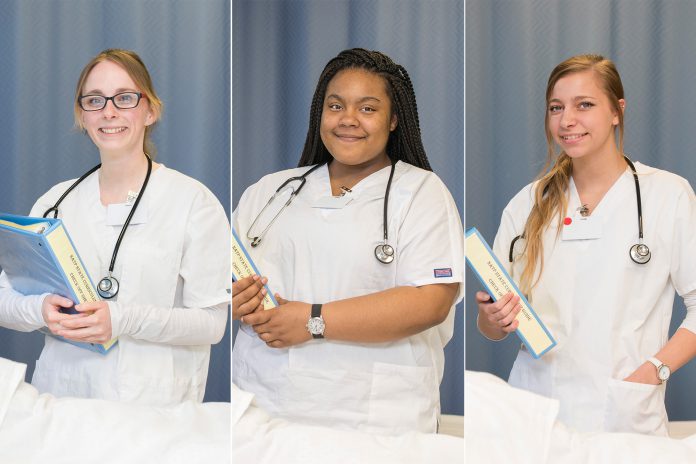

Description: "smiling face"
547 70 623 161
79 60 156 157
319 68 397 171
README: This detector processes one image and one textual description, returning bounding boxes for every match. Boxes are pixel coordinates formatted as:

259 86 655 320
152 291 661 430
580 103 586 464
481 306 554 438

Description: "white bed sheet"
232 385 465 463
0 358 230 464
466 370 696 464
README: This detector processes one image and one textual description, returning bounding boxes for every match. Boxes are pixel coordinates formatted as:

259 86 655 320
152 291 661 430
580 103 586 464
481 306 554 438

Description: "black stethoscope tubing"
42 154 153 299
247 159 397 264
509 155 650 265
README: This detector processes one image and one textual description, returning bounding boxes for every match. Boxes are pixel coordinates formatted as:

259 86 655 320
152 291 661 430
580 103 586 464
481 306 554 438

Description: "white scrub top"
493 162 696 435
233 161 463 435
0 165 230 406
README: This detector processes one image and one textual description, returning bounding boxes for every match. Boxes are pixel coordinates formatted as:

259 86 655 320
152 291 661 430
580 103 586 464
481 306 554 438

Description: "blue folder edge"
0 213 114 354
465 227 556 359
232 229 279 307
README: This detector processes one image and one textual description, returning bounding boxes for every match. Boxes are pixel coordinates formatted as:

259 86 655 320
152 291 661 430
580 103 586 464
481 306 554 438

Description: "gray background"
233 0 464 415
0 0 230 402
467 0 696 420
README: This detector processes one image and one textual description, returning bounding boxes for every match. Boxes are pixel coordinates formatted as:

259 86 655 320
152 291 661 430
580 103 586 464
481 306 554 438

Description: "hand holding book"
476 291 523 338
44 299 113 345
232 275 269 321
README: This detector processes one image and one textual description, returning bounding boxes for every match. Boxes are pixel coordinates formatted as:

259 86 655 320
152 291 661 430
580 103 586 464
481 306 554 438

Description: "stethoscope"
509 156 651 265
43 154 153 299
247 159 397 264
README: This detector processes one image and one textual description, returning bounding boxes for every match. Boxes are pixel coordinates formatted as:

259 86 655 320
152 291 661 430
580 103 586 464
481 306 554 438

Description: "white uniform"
492 162 696 435
233 161 463 435
0 165 230 406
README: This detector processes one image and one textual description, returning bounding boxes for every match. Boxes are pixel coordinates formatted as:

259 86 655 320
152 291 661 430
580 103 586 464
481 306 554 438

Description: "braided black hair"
298 48 432 171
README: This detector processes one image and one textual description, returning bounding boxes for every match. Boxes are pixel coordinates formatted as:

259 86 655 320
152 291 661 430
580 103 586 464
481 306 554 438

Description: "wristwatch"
647 357 671 384
306 303 325 339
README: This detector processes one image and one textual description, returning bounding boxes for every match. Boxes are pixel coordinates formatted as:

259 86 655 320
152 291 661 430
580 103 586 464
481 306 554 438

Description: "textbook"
465 227 556 358
232 229 278 309
0 213 117 354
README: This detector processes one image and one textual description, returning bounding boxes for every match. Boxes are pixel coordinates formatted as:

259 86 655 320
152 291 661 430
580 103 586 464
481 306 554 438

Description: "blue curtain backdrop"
467 0 696 420
233 0 464 415
0 0 230 402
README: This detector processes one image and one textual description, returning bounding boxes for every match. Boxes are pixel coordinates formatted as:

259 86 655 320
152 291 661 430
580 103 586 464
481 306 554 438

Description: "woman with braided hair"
232 48 463 434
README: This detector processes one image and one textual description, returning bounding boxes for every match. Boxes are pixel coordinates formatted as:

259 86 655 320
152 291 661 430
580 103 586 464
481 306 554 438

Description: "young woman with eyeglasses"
0 49 229 406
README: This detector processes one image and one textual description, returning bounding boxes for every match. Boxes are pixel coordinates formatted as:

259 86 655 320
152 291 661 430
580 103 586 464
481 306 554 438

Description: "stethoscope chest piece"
97 275 120 299
630 242 651 264
375 243 395 264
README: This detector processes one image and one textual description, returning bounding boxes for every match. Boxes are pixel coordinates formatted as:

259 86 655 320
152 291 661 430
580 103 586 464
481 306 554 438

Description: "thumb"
47 294 75 309
275 294 289 305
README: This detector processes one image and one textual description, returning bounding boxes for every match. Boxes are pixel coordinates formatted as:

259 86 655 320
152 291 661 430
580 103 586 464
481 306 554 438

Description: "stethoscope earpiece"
629 243 651 264
375 243 395 264
97 275 120 299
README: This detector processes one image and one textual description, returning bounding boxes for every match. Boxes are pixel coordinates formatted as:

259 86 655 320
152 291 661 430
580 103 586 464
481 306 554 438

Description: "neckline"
568 165 632 217
91 163 165 209
316 160 399 197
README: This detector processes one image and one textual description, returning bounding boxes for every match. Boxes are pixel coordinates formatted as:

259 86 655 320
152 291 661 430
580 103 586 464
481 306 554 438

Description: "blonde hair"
74 49 163 158
517 54 625 294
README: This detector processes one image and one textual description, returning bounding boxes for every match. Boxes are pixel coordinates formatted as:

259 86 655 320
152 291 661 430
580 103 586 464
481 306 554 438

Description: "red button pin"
564 217 572 226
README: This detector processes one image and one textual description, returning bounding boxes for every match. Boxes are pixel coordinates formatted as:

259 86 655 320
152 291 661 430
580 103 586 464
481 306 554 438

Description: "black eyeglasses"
78 92 143 111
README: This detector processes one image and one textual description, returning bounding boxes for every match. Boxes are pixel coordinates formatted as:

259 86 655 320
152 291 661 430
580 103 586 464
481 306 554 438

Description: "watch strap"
647 357 662 370
311 303 324 339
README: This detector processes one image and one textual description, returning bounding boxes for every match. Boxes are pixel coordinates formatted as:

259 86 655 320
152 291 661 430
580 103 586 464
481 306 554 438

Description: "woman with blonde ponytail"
476 54 696 435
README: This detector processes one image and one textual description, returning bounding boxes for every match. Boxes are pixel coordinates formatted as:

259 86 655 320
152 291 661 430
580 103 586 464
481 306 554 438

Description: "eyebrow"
81 87 138 95
548 95 598 103
325 93 382 103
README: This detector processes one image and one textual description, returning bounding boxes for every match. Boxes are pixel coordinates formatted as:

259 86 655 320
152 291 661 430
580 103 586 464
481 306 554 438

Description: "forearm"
0 287 46 332
322 283 458 343
110 301 228 345
654 328 696 374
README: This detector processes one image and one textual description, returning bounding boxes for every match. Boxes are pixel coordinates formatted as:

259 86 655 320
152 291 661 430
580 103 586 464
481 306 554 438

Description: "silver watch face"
658 365 671 381
307 317 325 335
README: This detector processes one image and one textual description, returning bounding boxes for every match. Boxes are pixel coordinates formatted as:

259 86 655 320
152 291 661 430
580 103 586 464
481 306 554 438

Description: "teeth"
562 134 585 141
101 127 126 134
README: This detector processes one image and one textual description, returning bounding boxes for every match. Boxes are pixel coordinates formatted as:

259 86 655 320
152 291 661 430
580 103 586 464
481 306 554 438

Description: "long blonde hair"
74 49 163 158
517 54 625 294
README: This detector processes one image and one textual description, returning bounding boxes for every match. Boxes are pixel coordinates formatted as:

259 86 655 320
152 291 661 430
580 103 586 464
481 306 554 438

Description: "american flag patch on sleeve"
433 268 453 278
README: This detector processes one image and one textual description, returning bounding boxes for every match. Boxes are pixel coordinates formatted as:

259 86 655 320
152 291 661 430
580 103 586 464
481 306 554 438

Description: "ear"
145 108 157 127
613 99 625 126
390 113 398 131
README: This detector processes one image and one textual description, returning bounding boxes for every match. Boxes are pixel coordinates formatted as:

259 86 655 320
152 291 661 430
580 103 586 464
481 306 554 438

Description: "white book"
232 229 278 309
465 227 555 358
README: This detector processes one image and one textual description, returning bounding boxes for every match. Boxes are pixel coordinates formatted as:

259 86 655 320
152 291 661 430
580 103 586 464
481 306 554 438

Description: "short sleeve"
670 181 696 297
394 173 464 297
179 187 231 308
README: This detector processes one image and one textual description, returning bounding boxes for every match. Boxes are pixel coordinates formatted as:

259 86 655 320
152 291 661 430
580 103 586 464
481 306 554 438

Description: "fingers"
74 301 109 313
275 294 288 305
475 291 491 304
243 308 272 326
58 325 111 344
232 275 268 320
59 313 97 330
479 292 522 331
44 294 75 309
232 275 258 294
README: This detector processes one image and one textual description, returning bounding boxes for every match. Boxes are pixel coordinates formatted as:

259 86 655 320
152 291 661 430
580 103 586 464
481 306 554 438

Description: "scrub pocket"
604 378 668 436
367 362 438 434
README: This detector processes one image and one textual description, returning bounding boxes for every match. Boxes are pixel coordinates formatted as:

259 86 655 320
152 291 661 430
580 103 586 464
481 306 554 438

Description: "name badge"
561 212 602 241
311 195 353 209
106 203 148 226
